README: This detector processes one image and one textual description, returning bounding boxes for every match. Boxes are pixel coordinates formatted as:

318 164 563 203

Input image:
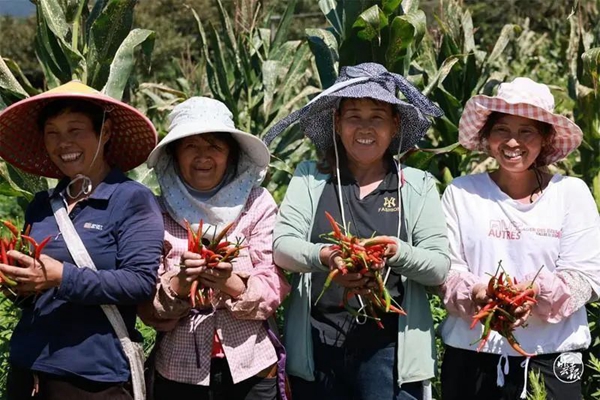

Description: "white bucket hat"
459 77 583 166
147 97 270 169
149 97 270 233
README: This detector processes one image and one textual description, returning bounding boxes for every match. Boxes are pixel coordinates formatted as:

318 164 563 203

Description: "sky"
0 0 35 17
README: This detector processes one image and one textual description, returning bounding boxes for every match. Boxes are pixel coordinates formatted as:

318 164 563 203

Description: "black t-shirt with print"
309 159 405 349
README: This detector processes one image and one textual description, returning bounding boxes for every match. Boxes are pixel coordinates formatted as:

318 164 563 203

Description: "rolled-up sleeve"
224 190 291 320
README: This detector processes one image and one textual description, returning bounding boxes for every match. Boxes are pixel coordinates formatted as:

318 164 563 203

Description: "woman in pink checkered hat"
439 77 600 399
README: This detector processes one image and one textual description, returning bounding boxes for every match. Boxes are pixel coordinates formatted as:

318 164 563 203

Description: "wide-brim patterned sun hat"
263 62 443 153
0 80 157 178
147 97 270 170
459 77 583 166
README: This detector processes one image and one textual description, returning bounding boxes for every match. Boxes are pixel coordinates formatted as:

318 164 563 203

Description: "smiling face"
174 133 236 191
335 98 399 169
483 113 551 173
43 111 111 179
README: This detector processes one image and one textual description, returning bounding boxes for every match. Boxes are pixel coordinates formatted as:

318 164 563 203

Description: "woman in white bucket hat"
0 81 164 400
138 97 290 400
440 77 600 399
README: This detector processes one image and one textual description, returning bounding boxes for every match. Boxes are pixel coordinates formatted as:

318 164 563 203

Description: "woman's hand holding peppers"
511 281 540 328
0 251 63 293
320 246 369 289
360 236 398 267
470 264 542 357
314 213 407 325
198 261 246 299
471 283 492 307
171 251 207 298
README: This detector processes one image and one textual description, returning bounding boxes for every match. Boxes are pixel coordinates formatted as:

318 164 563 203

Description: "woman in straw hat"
0 81 164 399
440 77 600 400
263 62 449 400
137 97 290 400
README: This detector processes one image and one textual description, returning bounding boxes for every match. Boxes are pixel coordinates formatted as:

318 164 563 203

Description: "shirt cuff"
55 262 78 300
153 270 192 319
310 243 329 272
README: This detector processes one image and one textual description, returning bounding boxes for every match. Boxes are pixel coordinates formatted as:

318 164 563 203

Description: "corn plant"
140 0 320 202
0 0 156 206
305 0 519 187
566 9 600 208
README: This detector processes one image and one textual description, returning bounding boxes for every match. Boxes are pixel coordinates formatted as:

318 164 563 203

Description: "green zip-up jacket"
273 161 450 387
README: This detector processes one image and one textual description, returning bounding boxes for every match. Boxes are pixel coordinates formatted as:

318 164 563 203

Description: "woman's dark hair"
317 97 399 175
478 112 555 166
38 99 106 134
169 132 241 174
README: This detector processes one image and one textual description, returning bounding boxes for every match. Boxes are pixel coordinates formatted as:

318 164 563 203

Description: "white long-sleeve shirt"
440 172 600 356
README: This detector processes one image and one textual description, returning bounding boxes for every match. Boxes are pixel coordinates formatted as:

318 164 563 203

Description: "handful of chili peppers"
315 212 407 329
471 261 541 357
184 220 245 308
0 220 51 295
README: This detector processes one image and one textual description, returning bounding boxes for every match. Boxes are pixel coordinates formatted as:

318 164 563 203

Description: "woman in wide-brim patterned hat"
265 62 450 400
440 77 600 399
0 81 164 400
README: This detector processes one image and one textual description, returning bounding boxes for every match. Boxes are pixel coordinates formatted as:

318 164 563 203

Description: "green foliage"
429 293 447 399
0 297 20 399
566 8 600 208
583 303 600 399
0 2 600 400
140 0 320 202
527 369 547 400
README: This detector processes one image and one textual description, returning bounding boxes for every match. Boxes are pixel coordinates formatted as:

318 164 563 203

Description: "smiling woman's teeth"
356 138 375 145
61 153 81 162
503 150 523 158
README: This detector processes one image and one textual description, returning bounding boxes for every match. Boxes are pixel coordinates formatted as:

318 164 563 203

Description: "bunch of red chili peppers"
0 220 51 294
315 212 407 329
185 220 244 308
471 261 540 357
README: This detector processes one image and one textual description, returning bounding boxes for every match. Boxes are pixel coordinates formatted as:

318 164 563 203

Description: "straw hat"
0 80 157 178
459 77 583 165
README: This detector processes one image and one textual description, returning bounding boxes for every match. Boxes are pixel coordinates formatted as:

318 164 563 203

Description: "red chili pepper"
325 211 343 240
185 220 196 252
509 288 536 306
190 280 199 308
0 240 8 265
504 331 534 357
2 221 20 238
362 237 397 247
314 268 341 306
213 222 235 246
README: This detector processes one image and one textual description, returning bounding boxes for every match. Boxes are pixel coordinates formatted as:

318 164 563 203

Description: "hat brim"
264 80 435 154
298 86 432 154
0 88 157 178
458 95 583 165
147 122 270 170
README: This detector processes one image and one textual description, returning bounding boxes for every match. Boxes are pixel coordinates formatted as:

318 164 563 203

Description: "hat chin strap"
65 110 107 200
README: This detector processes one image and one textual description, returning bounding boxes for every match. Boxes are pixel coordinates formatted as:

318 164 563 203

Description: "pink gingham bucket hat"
0 80 157 178
459 77 583 165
